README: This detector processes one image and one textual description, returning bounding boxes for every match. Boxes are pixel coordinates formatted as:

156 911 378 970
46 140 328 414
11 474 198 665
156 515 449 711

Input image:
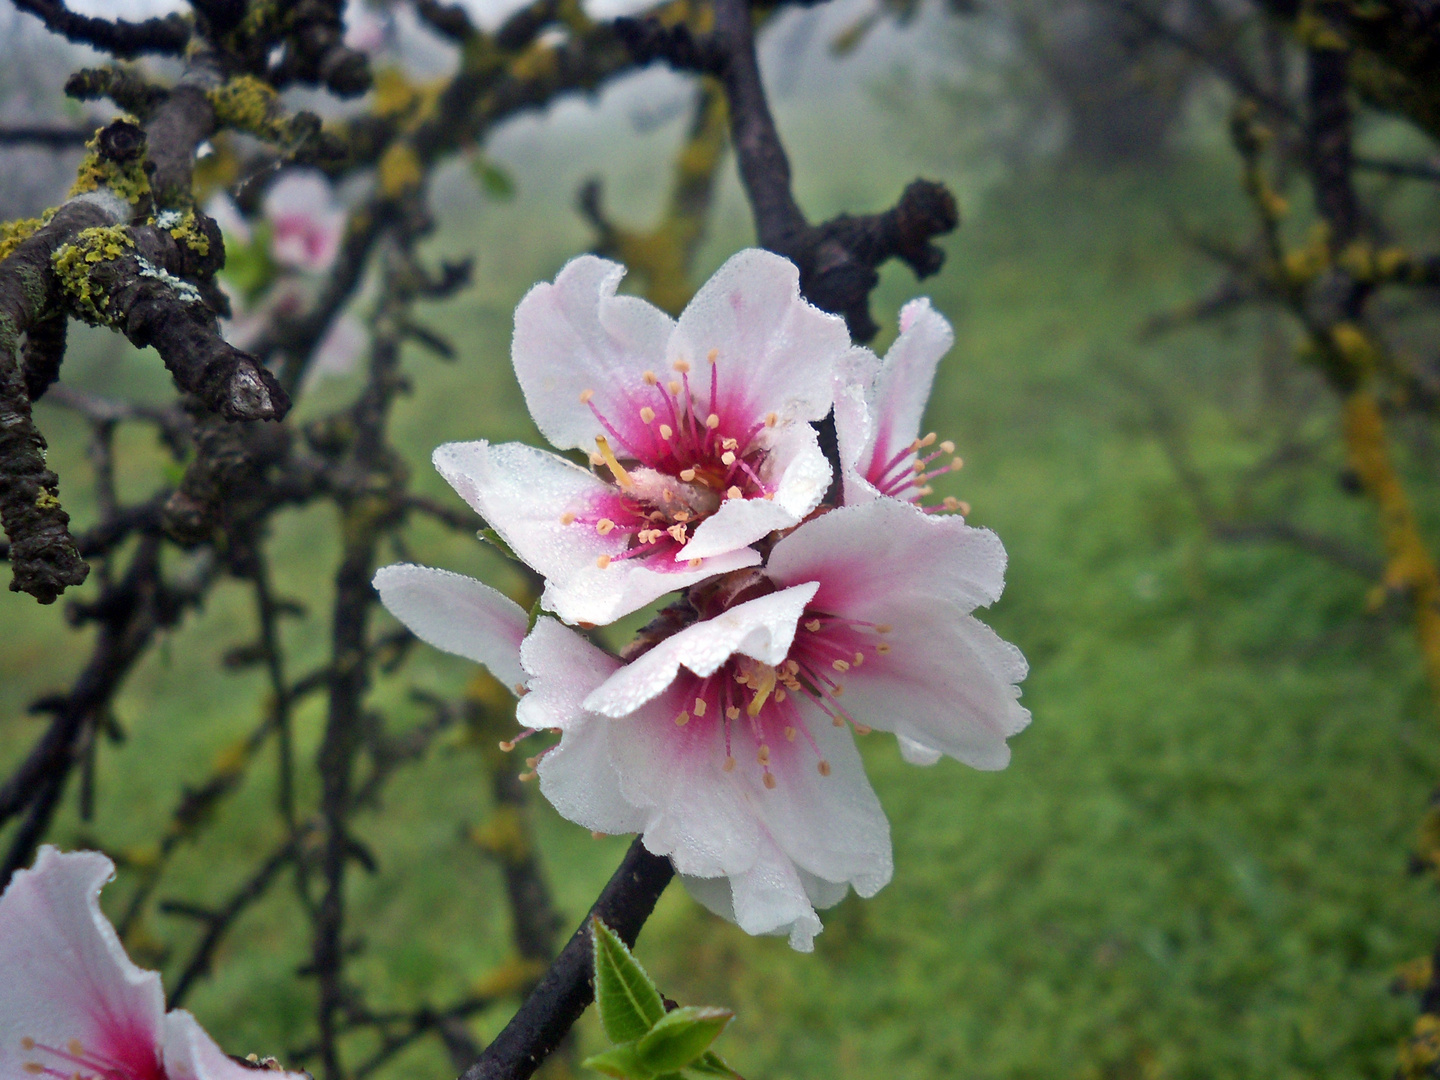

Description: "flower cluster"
375 249 1029 949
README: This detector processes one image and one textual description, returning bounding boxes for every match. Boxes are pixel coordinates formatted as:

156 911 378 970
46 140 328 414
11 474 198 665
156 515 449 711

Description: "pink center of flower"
20 1028 164 1080
660 608 892 788
563 356 780 571
864 431 969 515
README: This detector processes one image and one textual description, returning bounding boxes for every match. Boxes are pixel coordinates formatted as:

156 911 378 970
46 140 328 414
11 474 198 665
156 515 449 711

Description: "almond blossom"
833 298 967 510
374 497 1028 949
263 170 346 274
433 249 859 626
0 847 306 1080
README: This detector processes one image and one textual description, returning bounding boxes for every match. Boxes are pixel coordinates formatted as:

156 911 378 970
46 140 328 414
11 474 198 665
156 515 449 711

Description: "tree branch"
10 0 190 58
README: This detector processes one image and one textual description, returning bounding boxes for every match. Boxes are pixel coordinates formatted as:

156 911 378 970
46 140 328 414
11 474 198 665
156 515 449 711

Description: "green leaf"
526 594 544 634
477 527 520 562
582 1043 652 1080
636 1007 733 1074
683 1051 741 1079
470 156 516 200
592 917 666 1044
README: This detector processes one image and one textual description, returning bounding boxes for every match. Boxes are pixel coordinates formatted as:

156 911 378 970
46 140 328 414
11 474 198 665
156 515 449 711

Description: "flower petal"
582 582 819 717
866 298 952 467
833 379 880 506
0 848 164 1080
372 564 528 692
162 1011 305 1080
518 616 622 734
512 255 675 451
767 498 1007 615
540 543 761 628
679 832 824 951
669 249 849 428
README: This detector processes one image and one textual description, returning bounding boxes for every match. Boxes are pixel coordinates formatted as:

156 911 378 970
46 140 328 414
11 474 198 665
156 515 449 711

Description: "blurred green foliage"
0 74 1437 1080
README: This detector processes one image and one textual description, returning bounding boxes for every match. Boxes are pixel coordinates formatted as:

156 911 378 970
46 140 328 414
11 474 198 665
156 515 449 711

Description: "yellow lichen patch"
1399 1014 1440 1080
471 957 547 999
1282 236 1329 284
52 225 135 324
378 142 422 198
209 75 281 137
509 41 560 84
0 217 43 263
469 805 529 863
1329 322 1379 374
370 67 442 129
164 209 210 256
34 490 61 510
69 125 151 205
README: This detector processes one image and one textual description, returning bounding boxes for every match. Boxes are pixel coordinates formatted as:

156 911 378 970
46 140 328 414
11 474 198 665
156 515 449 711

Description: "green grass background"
2 35 1439 1080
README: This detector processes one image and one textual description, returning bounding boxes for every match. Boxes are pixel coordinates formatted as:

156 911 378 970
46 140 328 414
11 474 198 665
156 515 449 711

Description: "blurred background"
1 0 1438 1078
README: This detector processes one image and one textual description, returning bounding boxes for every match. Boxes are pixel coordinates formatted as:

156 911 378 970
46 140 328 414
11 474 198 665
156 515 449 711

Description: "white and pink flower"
0 847 305 1080
263 170 346 274
834 298 967 510
434 249 861 626
373 498 1028 949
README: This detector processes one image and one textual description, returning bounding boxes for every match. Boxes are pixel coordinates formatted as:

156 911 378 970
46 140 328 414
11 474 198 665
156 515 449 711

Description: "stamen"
694 698 707 716
560 511 576 525
640 406 656 423
775 688 786 702
877 643 892 654
763 772 777 789
957 500 971 515
726 486 742 500
757 745 771 765
643 371 658 385
721 451 736 465
580 389 595 403
726 706 740 720
818 760 832 776
667 523 688 543
784 726 797 741
832 659 850 672
688 558 702 568
596 518 615 535
596 555 611 569
723 756 736 772
705 413 720 429
519 771 536 781
659 424 674 440
920 432 937 447
679 468 697 481
722 437 738 451
675 711 690 726
765 412 777 427
853 652 864 666
875 624 892 633
667 379 682 395
942 497 960 511
707 348 718 364
746 664 778 716
674 511 691 522
854 723 872 735
673 359 691 373
806 619 822 632
941 440 956 454
594 436 633 489
20 1039 34 1051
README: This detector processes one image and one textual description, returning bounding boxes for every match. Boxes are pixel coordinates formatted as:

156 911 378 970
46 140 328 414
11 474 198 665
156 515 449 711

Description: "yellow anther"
674 511 690 522
579 389 595 403
592 830 607 839
952 457 964 470
726 706 740 720
726 486 742 500
912 460 926 472
853 723 871 735
560 511 576 525
667 379 682 395
763 492 775 500
805 619 822 631
817 760 831 776
643 371 658 385
673 359 691 373
20 1039 35 1051
875 624 892 633
594 435 634 489
722 437 738 450
723 756 736 772
659 424 674 440
785 659 800 674
706 413 720 429
519 771 536 782
721 451 736 466
746 664 778 716
675 711 690 726
940 440 956 454
596 518 615 535
679 468 697 481
915 486 934 497
707 348 718 364
757 745 771 764
596 555 611 569
765 412 778 427
775 688 787 703
942 497 960 511
667 523 688 543
687 558 702 568
694 698 707 716
832 685 845 698
784 726 797 741
640 406 656 423
763 772 777 789
832 715 845 726
498 739 516 752
525 755 541 768
853 651 865 665
832 659 850 672
957 501 971 515
25 1064 45 1074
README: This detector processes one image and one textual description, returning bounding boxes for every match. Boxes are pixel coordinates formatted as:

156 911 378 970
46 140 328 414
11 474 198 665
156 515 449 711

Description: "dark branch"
458 838 675 1080
11 0 190 57
0 125 91 148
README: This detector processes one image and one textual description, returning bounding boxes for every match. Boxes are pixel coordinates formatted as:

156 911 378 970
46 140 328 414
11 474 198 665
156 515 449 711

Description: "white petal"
767 497 1008 615
512 255 675 451
832 379 882 507
162 1011 306 1080
833 605 1030 770
0 848 164 1080
372 564 528 692
517 617 621 733
536 717 648 837
897 735 943 766
678 496 797 562
582 583 819 717
670 249 849 427
541 544 761 627
869 298 952 457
